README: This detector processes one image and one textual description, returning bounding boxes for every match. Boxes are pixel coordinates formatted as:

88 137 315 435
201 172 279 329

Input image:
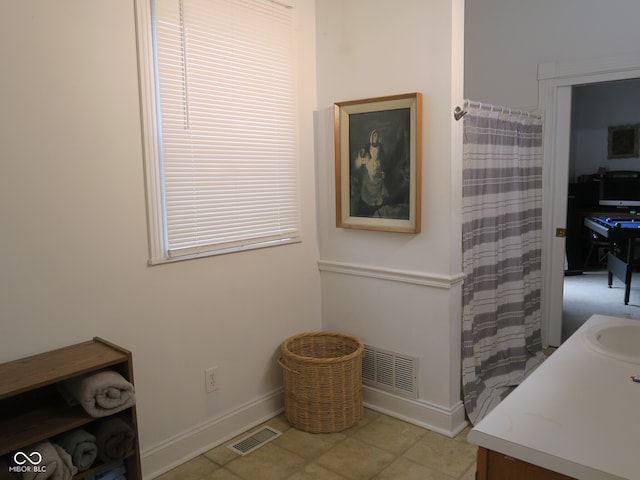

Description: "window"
136 0 300 264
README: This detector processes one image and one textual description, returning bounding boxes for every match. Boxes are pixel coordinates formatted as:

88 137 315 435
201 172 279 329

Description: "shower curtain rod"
453 100 542 121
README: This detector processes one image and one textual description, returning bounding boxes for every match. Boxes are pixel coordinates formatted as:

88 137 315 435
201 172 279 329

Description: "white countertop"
467 314 640 480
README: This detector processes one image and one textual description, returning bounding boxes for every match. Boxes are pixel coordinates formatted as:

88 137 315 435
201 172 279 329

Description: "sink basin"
582 322 640 364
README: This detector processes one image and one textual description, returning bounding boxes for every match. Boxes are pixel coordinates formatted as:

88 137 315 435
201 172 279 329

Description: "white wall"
0 1 321 477
315 0 466 435
570 79 640 181
465 0 640 109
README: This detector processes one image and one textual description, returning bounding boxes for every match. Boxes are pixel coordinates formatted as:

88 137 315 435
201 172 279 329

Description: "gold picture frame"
334 93 422 233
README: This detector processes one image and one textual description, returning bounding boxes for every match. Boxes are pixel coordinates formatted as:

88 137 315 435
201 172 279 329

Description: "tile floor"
156 409 478 480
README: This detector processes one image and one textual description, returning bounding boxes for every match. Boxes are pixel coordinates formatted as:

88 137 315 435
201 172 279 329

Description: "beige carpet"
562 269 640 341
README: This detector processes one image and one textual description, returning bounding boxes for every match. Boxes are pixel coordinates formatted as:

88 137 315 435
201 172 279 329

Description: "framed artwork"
608 124 639 159
334 93 422 233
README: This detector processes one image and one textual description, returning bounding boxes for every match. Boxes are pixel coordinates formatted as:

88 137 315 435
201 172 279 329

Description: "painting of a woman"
349 109 411 219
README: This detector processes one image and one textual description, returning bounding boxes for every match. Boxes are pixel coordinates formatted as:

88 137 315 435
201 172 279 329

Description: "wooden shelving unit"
0 338 142 480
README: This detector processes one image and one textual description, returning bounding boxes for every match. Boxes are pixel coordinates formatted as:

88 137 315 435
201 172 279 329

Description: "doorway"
539 53 640 347
562 79 640 341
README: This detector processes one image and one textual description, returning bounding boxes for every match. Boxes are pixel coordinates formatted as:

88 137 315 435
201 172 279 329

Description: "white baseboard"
363 385 468 438
141 388 284 479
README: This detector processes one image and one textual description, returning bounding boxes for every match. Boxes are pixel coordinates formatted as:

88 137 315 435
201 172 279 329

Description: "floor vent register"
227 426 282 456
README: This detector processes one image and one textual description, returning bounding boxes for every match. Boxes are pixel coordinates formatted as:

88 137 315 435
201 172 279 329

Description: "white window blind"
150 0 299 260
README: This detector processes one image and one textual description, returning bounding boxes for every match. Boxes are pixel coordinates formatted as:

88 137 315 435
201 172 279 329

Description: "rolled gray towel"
20 441 77 480
52 444 76 480
95 416 136 462
56 428 97 472
0 456 20 479
58 369 135 417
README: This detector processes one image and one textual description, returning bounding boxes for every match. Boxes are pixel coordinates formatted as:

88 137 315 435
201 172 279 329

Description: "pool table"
583 216 640 304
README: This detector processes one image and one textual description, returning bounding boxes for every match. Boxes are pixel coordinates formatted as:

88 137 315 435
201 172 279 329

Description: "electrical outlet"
205 366 218 393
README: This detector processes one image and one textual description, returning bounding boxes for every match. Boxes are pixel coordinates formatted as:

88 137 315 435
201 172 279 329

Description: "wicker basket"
279 332 364 433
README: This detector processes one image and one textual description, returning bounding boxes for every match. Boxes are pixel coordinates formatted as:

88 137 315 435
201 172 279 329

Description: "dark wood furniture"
0 337 142 480
476 447 576 480
584 216 640 304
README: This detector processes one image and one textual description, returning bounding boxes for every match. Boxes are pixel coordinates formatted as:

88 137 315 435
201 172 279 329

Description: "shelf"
0 400 93 456
0 338 141 480
0 338 130 399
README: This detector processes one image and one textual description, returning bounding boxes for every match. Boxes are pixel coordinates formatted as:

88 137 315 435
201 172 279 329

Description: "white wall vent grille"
362 345 418 399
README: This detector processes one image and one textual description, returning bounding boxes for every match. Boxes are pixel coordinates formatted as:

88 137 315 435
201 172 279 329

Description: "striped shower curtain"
461 103 545 425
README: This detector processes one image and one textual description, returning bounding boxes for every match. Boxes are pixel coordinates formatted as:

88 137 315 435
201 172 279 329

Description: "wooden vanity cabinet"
476 447 576 480
0 337 142 480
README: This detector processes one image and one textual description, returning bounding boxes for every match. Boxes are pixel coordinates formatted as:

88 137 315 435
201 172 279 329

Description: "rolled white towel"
58 370 135 417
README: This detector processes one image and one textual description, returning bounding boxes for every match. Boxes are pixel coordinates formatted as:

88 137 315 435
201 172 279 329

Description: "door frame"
538 52 640 346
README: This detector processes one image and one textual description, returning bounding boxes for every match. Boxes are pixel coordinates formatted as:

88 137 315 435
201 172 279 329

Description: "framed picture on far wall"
608 124 639 159
334 92 422 233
